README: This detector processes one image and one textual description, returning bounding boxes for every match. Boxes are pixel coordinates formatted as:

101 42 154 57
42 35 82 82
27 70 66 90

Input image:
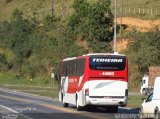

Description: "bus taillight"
85 89 89 96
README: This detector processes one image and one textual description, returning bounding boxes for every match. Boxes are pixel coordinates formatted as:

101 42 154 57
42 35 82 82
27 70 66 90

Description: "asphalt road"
0 88 140 119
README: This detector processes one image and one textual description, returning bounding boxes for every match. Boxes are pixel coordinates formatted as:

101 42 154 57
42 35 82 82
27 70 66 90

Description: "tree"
125 28 160 89
127 28 160 74
68 0 114 53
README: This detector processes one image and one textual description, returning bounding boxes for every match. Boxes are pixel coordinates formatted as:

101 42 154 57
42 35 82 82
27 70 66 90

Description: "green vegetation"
0 72 58 98
0 0 160 92
0 0 114 86
123 28 160 90
128 95 146 108
0 84 58 98
0 0 73 21
0 72 56 86
68 0 114 52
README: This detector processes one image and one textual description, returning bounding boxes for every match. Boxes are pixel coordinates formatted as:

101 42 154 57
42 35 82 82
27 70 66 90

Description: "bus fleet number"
102 72 114 76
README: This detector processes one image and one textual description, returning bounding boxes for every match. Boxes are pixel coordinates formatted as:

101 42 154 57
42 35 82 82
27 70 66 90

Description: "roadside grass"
0 72 59 98
127 95 147 108
0 85 56 90
0 72 57 86
1 85 58 98
0 72 25 85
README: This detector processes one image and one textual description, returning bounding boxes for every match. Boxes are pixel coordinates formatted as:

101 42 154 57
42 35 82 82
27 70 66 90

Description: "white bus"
55 53 128 112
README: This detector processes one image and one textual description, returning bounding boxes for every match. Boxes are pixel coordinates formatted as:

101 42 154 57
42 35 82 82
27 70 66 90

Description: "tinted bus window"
61 58 86 77
89 56 126 71
79 58 85 76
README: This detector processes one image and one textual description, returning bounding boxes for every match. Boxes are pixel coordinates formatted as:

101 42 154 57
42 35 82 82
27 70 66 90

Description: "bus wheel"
76 96 83 111
62 93 69 107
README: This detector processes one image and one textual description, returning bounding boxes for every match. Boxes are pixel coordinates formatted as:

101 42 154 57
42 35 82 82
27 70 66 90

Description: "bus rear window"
89 56 126 71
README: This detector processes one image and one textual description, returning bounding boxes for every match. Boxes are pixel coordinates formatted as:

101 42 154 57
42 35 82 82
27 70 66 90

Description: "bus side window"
75 60 78 76
77 60 80 76
67 61 70 76
80 59 85 76
69 61 73 76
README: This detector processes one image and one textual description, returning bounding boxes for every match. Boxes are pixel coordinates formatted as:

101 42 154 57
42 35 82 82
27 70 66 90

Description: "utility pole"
62 0 66 17
52 0 54 16
114 0 117 53
120 0 123 41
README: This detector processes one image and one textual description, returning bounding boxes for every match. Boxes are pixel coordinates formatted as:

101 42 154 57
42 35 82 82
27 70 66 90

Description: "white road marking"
0 105 34 119
0 105 18 113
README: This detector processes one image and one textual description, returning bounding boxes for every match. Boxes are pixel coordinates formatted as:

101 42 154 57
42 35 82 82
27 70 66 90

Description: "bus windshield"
89 55 126 71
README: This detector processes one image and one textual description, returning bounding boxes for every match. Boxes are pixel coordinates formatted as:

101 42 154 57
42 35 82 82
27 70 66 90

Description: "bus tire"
62 93 69 107
76 95 83 111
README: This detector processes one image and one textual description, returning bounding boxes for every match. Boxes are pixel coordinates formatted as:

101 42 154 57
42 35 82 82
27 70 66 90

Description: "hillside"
0 0 73 20
110 0 160 19
0 0 160 20
0 0 160 91
116 17 160 52
1 0 160 59
0 0 114 79
117 17 160 32
1 0 160 57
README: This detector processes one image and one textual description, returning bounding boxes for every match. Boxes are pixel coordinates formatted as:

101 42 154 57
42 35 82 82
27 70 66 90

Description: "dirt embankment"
117 17 160 32
116 17 160 52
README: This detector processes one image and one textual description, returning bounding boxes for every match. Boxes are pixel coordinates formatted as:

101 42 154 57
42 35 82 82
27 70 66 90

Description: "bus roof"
83 52 126 56
63 57 76 61
62 53 126 61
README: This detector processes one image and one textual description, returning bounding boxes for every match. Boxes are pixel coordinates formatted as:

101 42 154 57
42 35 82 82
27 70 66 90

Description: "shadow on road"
68 105 139 114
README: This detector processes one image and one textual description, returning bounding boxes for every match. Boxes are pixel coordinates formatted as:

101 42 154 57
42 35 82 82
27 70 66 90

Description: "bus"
55 53 128 112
